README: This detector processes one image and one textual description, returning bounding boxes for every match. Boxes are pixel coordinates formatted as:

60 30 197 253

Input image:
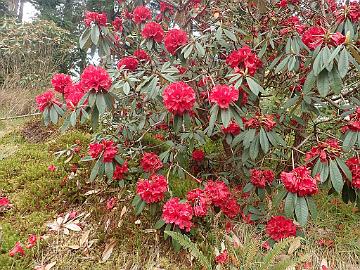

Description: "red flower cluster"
160 1 174 14
51 73 72 93
26 234 37 249
80 65 112 92
164 29 188 55
280 16 306 35
220 197 241 218
301 27 345 50
222 121 241 135
192 149 205 162
133 6 151 24
342 107 360 133
277 0 299 8
140 152 163 172
266 216 297 241
187 188 210 217
88 140 118 162
209 85 239 109
244 114 277 131
142 22 164 43
162 197 193 231
335 3 360 23
305 139 341 165
0 196 10 207
66 91 84 110
215 250 228 264
113 162 128 180
137 174 168 203
280 166 319 196
250 169 275 188
134 49 150 62
84 11 107 27
9 242 25 257
162 82 195 115
117 56 139 71
346 157 360 189
35 90 59 112
112 17 123 32
226 46 262 76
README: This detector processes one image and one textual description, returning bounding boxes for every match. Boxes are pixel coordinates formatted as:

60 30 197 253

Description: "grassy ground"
0 119 359 270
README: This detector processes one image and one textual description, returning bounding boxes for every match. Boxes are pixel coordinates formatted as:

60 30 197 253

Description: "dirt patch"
21 120 56 143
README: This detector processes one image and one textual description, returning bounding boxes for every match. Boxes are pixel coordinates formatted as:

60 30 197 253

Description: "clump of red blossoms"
277 0 299 8
222 121 241 135
192 149 205 162
301 27 345 50
137 174 168 203
209 85 239 109
140 152 163 172
244 114 277 132
226 46 262 76
0 196 10 207
215 250 228 264
266 216 297 241
88 140 118 162
305 139 341 165
342 107 360 132
66 91 84 110
134 49 150 62
84 11 107 27
160 1 174 15
142 22 164 43
204 180 231 207
164 29 188 55
113 162 128 180
186 188 210 217
35 90 60 112
280 16 306 35
162 82 195 115
51 73 72 93
117 56 139 71
80 65 112 92
132 6 151 24
335 3 360 23
220 197 240 218
9 242 25 257
162 197 193 231
280 166 319 196
346 157 360 189
112 17 123 32
250 169 275 188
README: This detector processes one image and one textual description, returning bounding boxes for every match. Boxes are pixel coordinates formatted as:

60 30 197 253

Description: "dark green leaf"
329 159 344 193
295 196 308 227
246 77 263 96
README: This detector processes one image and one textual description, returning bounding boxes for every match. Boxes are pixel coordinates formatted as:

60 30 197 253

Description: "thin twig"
0 112 41 121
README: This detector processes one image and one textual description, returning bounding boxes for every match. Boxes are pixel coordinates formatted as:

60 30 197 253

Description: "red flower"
140 152 163 172
209 85 239 109
335 3 360 23
346 157 360 189
220 197 240 218
113 162 128 180
102 140 118 162
51 73 72 93
176 65 187 74
9 242 25 257
160 1 174 14
305 139 341 165
48 165 57 172
66 91 84 110
266 216 297 241
26 234 38 249
162 82 195 115
117 56 139 71
222 121 241 135
106 197 117 210
0 197 10 207
162 197 193 231
301 27 326 50
134 49 150 62
261 241 271 250
187 188 210 217
35 90 59 112
280 166 319 196
204 180 231 207
84 11 107 27
142 22 164 43
330 32 346 47
342 107 360 132
88 142 103 159
215 250 228 264
192 149 205 162
133 6 151 24
226 46 262 76
112 17 123 32
80 65 112 92
136 174 168 203
250 169 275 188
245 114 277 131
164 29 188 55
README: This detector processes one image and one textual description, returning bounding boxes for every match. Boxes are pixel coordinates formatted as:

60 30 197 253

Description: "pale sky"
23 2 38 22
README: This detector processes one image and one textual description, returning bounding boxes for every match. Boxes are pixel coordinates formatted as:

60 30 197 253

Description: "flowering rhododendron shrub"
36 0 360 255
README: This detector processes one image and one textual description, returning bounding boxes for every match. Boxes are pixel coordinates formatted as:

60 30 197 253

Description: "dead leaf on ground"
102 239 117 262
288 237 301 255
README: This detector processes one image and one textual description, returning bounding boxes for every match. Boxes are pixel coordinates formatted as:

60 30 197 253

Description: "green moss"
47 130 91 152
168 174 198 198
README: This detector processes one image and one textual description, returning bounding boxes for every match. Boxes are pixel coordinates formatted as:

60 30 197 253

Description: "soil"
21 120 56 143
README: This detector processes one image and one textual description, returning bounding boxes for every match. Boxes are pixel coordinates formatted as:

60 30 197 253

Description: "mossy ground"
0 119 359 270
